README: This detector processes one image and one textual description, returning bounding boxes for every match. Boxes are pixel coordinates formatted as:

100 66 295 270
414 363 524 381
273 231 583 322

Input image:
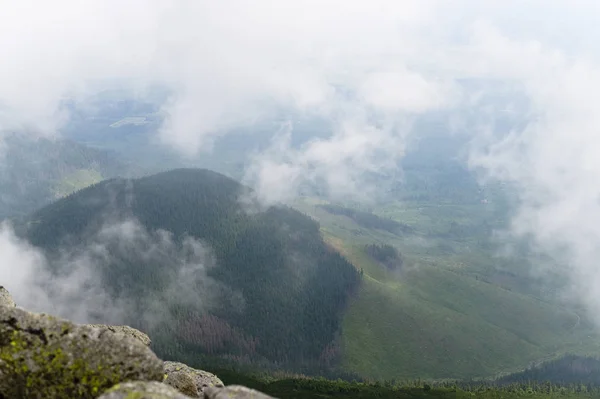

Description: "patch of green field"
292 197 600 380
52 169 104 198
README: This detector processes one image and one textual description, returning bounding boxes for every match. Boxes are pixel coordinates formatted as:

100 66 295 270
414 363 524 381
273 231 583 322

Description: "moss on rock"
98 381 192 398
163 361 223 394
0 306 163 398
86 324 152 346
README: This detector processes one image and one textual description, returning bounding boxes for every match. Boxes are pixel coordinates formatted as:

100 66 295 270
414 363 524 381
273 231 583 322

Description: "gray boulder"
0 306 164 398
165 371 200 397
164 361 224 394
87 324 152 346
99 381 192 398
0 286 15 307
204 385 276 399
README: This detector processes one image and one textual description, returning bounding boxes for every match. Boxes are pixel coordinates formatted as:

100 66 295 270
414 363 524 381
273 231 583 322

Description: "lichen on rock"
98 381 192 398
164 361 223 394
164 371 200 397
86 324 152 346
0 306 164 398
0 286 15 307
204 385 276 399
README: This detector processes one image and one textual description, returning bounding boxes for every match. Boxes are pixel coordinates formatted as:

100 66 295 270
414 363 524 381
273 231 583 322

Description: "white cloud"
360 68 452 112
0 1 444 145
0 219 225 326
465 23 600 323
244 115 409 205
5 0 600 326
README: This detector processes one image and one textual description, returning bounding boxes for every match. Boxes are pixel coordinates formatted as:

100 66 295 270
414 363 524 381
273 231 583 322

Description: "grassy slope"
52 169 104 198
292 198 600 380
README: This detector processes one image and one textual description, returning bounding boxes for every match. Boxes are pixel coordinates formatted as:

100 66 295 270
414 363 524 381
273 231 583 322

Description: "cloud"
0 1 511 202
1 1 598 141
0 1 431 138
465 22 600 323
5 0 600 327
0 0 452 182
243 116 411 205
0 218 227 327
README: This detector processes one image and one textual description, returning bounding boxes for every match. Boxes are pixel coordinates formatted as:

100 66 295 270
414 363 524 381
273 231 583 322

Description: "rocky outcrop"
164 361 224 395
0 286 15 307
87 324 152 346
99 381 191 398
0 306 164 398
165 371 200 397
0 285 276 399
204 385 276 399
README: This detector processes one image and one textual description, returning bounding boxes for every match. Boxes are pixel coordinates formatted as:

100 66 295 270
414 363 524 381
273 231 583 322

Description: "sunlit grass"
52 169 103 198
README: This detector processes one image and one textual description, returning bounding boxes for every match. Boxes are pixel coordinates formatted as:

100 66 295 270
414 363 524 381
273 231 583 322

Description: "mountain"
0 134 137 219
19 165 600 381
22 168 360 372
14 119 599 380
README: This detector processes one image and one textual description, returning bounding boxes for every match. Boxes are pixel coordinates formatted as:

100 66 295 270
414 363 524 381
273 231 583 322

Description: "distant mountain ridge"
0 134 137 219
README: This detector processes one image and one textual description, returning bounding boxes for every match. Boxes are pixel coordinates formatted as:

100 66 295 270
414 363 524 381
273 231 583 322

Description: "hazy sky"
3 1 600 324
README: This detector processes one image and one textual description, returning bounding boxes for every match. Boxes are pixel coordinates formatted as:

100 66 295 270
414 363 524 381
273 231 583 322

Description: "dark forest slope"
497 354 600 386
23 168 360 371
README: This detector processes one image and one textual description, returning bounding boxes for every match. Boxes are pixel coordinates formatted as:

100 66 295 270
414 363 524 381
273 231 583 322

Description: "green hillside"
292 198 600 380
22 168 360 372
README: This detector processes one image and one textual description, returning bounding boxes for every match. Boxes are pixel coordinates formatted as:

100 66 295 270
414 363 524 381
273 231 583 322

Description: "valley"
9 155 600 382
1 96 597 385
2 106 596 382
291 197 600 380
2 3 600 397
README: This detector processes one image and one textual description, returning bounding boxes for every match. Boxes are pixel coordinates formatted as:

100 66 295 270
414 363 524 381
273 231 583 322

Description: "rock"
87 324 152 346
99 381 192 398
0 306 164 398
0 286 15 307
204 385 276 399
165 371 200 397
164 361 224 394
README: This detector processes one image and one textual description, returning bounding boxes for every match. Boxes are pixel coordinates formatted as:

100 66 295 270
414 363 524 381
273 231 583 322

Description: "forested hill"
23 168 361 373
